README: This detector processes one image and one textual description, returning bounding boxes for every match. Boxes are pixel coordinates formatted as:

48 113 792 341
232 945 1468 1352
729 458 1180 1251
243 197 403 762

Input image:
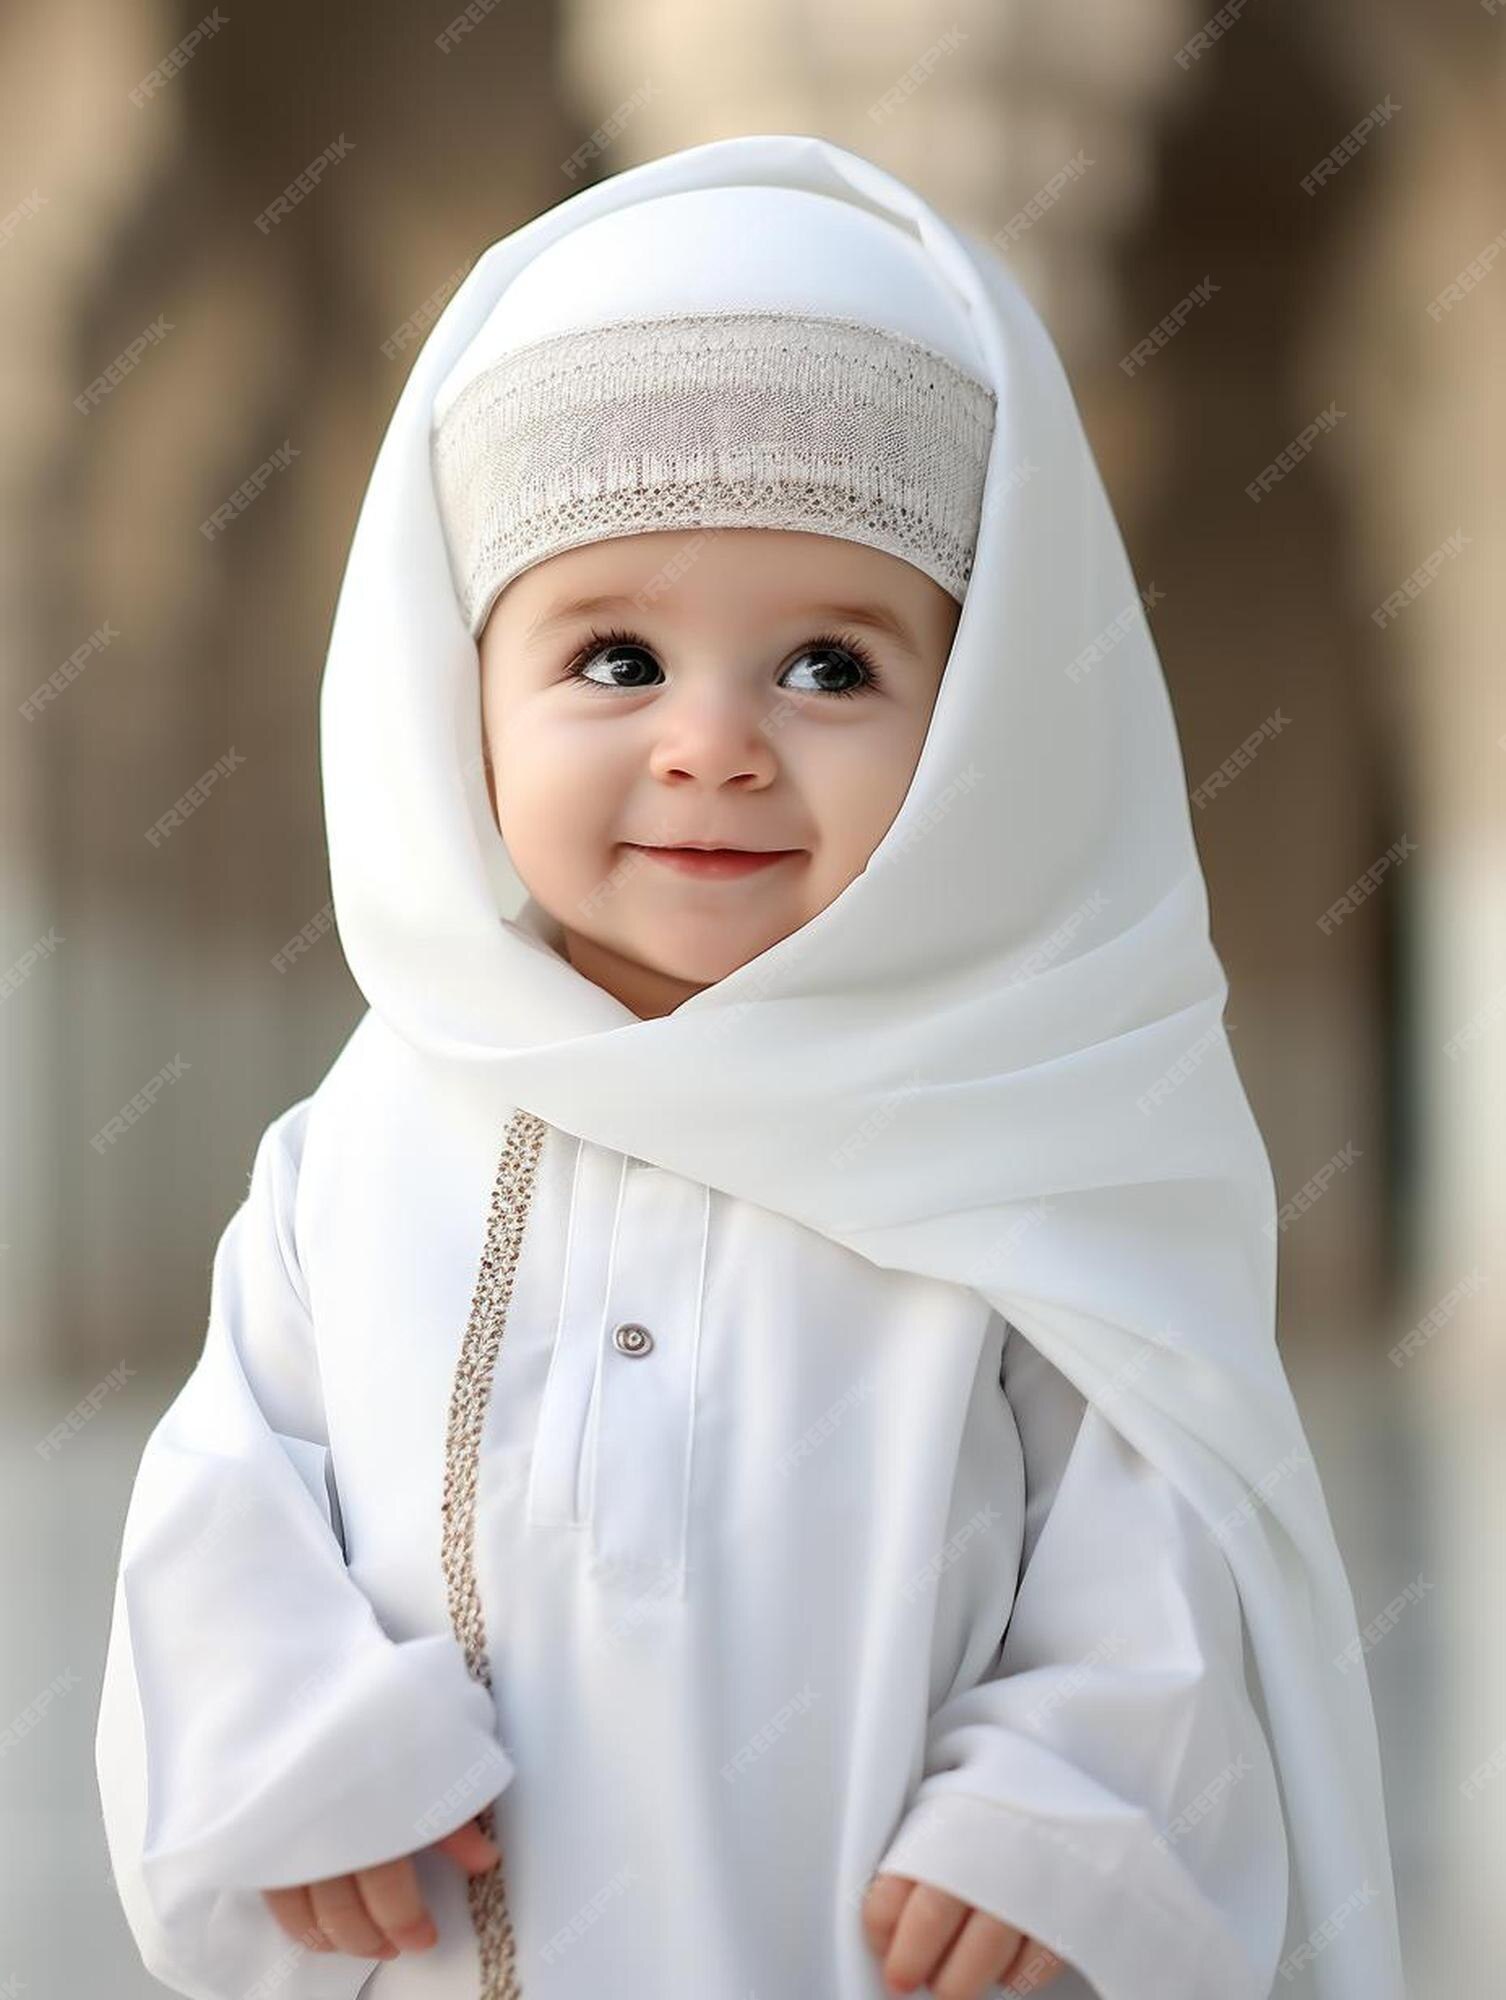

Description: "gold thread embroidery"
440 1106 549 2000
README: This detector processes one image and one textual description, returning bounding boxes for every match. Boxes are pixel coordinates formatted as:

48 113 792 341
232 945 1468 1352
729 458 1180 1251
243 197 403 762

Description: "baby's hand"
261 1814 501 1959
863 1871 1067 1997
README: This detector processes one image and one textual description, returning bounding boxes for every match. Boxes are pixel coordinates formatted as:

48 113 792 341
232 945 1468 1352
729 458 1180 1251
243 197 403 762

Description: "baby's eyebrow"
803 601 922 659
524 594 922 658
524 593 643 641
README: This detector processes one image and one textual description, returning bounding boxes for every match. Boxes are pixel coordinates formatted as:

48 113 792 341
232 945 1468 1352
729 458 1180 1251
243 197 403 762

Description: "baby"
98 135 1404 2000
259 524 1066 1998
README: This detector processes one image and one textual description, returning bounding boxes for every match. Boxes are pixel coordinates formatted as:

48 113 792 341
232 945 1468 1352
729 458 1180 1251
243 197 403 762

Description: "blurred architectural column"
0 0 180 1377
2 0 565 1384
1298 9 1506 1987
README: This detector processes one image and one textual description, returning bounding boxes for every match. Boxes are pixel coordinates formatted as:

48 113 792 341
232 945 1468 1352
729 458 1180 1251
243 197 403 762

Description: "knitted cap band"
430 308 997 637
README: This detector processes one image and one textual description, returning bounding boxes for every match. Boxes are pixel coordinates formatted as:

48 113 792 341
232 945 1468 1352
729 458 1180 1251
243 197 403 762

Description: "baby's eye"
561 628 883 699
567 637 661 692
779 641 880 700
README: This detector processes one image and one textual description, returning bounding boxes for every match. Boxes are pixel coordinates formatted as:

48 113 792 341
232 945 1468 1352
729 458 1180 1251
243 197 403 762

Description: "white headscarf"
319 133 1404 1999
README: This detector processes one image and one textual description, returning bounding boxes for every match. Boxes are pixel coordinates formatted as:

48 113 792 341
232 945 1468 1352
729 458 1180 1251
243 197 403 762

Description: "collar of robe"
317 132 1404 1999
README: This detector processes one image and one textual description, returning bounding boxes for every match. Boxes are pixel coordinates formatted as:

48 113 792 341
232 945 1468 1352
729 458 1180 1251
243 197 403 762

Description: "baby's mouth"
622 843 802 880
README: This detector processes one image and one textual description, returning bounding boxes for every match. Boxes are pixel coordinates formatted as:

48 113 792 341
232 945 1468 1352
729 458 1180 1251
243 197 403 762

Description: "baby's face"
477 527 960 1018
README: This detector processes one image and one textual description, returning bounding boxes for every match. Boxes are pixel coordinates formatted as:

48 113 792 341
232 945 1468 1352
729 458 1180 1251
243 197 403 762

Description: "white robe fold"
99 1013 1289 1999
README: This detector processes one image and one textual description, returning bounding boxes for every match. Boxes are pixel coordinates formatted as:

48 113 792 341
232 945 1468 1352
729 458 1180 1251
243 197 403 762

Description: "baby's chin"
568 907 811 1000
616 919 799 987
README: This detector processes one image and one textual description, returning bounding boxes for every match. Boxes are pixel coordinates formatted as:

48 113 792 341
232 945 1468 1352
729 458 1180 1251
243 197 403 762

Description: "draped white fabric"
95 130 1404 2000
315 132 1400 1997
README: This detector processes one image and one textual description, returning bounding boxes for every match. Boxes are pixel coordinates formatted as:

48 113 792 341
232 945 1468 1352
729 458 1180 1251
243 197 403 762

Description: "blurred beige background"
2 0 1500 1991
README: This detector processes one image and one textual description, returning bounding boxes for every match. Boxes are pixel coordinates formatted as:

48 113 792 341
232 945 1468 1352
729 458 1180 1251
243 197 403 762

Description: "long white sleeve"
94 1098 514 2000
873 1318 1290 2000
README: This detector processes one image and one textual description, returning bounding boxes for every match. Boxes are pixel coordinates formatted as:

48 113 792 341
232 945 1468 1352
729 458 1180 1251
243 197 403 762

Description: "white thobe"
97 1014 1290 2000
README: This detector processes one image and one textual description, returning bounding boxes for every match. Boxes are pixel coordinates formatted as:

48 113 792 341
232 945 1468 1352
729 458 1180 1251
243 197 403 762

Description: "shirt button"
612 1321 655 1357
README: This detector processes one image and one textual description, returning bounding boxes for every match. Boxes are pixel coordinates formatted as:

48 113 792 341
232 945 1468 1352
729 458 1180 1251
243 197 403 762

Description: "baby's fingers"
931 1908 1030 2000
877 1876 997 1995
861 1870 912 1955
307 1868 404 1959
260 1885 331 1953
1005 1937 1068 1992
433 1815 503 1875
353 1853 439 1954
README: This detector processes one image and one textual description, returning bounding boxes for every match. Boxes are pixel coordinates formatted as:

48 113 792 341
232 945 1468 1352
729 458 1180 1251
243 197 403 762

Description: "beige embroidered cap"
429 185 997 638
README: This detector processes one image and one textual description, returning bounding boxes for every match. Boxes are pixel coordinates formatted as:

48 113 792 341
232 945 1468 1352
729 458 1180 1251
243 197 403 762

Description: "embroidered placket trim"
440 1105 549 1999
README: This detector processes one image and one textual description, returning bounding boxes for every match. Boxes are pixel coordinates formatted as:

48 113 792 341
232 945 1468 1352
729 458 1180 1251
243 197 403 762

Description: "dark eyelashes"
559 624 886 697
793 630 885 690
560 625 651 681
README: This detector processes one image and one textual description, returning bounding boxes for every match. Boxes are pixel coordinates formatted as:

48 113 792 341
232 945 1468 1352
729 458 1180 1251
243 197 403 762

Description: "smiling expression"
477 526 961 1019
